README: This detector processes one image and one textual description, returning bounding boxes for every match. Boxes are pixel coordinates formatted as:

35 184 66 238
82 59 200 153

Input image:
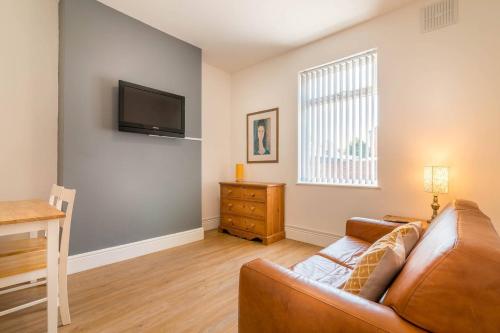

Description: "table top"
220 181 286 187
383 215 426 223
0 200 65 226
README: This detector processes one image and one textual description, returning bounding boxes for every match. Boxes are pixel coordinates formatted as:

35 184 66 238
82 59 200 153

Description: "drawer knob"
228 190 233 194
228 203 233 208
227 218 232 222
244 223 255 231
250 206 255 211
251 193 255 197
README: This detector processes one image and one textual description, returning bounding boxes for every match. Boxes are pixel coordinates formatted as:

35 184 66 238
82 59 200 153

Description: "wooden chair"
0 184 76 325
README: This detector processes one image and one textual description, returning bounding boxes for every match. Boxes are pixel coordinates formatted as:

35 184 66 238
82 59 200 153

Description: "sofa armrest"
239 258 424 333
346 217 401 243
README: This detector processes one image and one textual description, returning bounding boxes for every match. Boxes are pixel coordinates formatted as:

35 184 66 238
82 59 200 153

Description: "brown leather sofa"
239 200 500 332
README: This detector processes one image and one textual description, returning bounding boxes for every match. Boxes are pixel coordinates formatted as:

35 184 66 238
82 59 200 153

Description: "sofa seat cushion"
319 236 371 269
291 255 352 288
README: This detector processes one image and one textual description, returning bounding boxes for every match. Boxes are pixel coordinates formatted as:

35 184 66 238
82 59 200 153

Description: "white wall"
1 0 498 240
0 1 232 230
230 0 500 235
0 0 59 201
202 62 232 225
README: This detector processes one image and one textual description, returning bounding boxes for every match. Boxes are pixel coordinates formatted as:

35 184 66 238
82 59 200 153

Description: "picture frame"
247 108 279 163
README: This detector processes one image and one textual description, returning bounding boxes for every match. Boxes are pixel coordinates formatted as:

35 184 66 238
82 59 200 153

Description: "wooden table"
0 200 65 332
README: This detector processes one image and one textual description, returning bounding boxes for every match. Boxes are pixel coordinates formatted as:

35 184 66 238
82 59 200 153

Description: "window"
298 50 378 187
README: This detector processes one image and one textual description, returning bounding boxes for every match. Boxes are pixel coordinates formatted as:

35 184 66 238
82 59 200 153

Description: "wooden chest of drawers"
219 181 285 245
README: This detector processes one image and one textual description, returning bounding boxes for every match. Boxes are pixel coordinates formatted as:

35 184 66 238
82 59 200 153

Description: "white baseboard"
202 216 220 231
285 225 341 247
68 227 204 275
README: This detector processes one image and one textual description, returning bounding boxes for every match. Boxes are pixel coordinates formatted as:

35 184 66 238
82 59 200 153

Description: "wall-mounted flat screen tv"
119 80 185 138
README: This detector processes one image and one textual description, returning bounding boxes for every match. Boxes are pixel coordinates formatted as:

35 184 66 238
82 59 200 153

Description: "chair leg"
58 273 71 325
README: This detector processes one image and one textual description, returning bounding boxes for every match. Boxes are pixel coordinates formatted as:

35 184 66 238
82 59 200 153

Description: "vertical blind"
298 50 378 186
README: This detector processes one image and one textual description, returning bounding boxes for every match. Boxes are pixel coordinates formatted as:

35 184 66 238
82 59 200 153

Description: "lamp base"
431 194 440 220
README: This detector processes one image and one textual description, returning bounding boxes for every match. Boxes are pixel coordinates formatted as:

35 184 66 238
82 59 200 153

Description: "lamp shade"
424 166 449 194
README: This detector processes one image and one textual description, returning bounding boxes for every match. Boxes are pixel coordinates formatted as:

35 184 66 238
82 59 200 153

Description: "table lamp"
423 166 449 220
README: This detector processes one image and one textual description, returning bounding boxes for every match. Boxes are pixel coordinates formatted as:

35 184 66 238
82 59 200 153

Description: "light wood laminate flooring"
0 230 320 332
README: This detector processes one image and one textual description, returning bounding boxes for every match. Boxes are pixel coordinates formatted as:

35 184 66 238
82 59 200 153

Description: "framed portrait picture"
247 108 279 163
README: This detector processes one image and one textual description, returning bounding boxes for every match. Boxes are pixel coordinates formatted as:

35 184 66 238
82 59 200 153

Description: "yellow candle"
235 164 244 182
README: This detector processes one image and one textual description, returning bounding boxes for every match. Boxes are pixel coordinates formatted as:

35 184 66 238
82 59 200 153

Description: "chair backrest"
382 200 500 333
49 184 64 210
49 184 76 272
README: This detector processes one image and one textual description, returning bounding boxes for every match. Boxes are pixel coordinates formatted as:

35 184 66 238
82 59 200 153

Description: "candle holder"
235 164 244 182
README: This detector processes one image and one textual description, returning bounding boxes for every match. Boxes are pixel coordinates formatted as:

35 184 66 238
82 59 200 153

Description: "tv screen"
118 80 185 137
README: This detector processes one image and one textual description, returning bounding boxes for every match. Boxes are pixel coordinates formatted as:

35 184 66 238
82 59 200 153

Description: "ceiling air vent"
421 0 458 33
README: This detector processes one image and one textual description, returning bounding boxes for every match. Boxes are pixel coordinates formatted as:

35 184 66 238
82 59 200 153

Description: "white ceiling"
98 0 416 72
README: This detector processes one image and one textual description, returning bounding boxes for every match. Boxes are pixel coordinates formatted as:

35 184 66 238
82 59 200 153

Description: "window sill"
296 181 381 190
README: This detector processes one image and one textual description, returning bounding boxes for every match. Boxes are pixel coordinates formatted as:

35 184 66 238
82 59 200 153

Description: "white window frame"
297 49 379 188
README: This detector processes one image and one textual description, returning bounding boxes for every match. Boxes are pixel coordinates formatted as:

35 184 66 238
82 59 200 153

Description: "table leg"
47 220 59 332
30 229 38 284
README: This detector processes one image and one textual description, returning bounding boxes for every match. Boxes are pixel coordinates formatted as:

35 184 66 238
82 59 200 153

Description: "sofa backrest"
383 200 500 333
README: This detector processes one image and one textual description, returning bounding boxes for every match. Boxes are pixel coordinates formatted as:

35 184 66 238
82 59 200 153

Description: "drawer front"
221 199 266 220
242 187 267 202
221 215 266 235
221 185 242 199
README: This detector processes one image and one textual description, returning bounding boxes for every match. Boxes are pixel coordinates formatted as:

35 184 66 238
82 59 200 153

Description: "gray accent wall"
59 0 201 255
